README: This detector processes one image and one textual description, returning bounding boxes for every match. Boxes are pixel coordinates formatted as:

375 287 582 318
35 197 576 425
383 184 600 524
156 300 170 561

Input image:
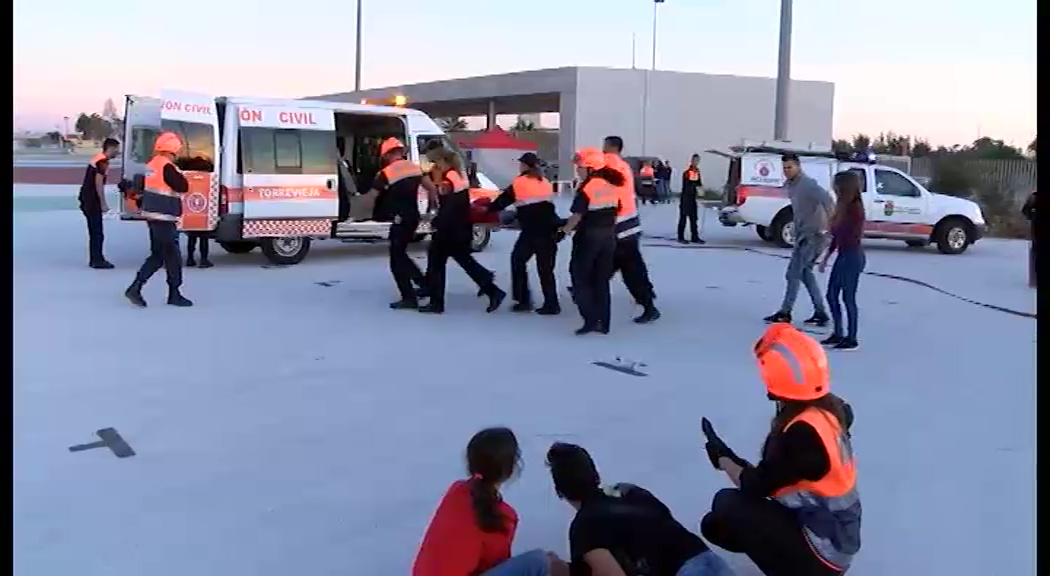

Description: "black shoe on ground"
575 323 599 335
90 260 115 269
198 260 214 269
511 301 534 313
692 238 706 244
677 238 689 244
821 334 845 347
124 283 146 308
535 304 561 316
167 291 194 307
186 258 197 267
833 338 859 351
418 302 444 314
389 299 419 310
763 311 792 324
485 287 506 313
633 306 661 324
803 313 830 328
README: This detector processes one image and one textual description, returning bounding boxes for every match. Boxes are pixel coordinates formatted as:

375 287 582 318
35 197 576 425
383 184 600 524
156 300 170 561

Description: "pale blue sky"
14 0 1036 146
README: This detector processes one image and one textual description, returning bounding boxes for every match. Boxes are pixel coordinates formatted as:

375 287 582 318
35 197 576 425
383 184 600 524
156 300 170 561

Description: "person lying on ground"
699 324 861 576
413 427 570 576
545 442 735 576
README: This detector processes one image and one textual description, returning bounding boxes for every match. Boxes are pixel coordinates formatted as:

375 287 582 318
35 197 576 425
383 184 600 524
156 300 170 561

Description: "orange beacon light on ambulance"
118 91 505 266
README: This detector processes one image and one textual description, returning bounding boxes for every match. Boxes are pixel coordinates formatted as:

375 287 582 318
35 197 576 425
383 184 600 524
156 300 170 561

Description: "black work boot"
390 299 419 310
186 256 197 267
803 313 830 328
535 303 561 316
633 305 661 324
485 286 506 313
677 237 689 244
574 323 599 335
167 290 194 307
418 302 444 314
692 238 706 244
511 301 534 313
763 311 792 324
198 259 214 269
124 281 147 308
90 260 115 269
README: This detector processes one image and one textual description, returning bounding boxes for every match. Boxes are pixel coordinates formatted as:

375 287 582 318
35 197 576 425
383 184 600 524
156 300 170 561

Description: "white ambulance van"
120 90 500 265
713 141 987 255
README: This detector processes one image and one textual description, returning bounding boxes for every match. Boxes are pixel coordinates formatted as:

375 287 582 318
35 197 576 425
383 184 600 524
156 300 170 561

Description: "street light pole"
641 0 663 155
354 0 363 92
773 0 793 141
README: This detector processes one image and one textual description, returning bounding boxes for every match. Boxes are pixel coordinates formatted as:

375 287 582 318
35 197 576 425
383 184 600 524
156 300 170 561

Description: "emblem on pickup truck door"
884 200 895 216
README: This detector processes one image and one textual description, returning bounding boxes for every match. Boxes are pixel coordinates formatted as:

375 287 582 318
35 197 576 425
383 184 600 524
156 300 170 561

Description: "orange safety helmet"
153 131 183 154
379 137 404 156
573 147 606 171
754 324 830 401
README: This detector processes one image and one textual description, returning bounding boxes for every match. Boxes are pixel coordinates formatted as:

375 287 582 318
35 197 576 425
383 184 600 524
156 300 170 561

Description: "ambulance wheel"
471 226 491 252
769 209 795 248
218 240 257 255
260 237 311 265
755 225 773 242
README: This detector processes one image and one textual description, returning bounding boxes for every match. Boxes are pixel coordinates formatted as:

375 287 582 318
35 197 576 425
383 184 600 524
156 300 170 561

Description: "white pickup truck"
714 145 988 255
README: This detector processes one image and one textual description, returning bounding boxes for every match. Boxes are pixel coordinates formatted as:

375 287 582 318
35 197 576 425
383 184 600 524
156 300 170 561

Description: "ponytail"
469 475 508 533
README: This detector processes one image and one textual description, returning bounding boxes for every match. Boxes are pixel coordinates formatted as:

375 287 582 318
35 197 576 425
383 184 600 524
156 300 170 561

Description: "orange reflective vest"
581 177 619 211
510 175 554 207
140 155 183 222
772 407 862 571
444 170 470 194
382 159 422 185
639 165 655 183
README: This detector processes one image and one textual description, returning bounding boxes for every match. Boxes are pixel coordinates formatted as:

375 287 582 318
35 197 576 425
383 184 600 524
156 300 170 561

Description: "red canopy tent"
457 128 538 187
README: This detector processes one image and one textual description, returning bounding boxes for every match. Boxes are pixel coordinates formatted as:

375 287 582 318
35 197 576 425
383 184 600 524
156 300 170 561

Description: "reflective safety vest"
139 155 183 222
381 159 422 185
615 181 642 239
772 407 862 571
581 177 619 211
639 165 655 184
510 175 554 207
443 169 470 194
685 167 701 183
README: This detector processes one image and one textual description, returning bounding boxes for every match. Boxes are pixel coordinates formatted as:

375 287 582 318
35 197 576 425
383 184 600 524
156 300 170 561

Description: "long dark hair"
465 427 521 533
832 171 864 225
761 393 854 460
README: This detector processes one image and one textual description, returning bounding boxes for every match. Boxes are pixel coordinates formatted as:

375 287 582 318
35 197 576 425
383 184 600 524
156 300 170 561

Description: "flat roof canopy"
307 67 576 118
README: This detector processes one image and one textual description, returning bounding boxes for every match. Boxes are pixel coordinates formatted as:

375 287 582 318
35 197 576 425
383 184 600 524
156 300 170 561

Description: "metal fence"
911 157 1037 205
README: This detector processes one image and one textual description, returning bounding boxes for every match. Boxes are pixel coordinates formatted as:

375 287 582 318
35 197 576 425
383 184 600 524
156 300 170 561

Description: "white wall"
572 68 835 189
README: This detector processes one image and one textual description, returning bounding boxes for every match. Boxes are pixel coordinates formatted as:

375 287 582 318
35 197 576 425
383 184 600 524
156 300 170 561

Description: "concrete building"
308 66 834 186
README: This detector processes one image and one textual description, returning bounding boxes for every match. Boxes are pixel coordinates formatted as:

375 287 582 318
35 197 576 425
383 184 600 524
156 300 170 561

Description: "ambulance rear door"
120 95 161 219
235 104 339 238
159 89 220 232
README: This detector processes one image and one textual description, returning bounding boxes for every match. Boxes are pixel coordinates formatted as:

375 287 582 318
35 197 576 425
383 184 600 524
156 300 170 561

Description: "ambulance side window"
239 128 337 175
130 121 214 172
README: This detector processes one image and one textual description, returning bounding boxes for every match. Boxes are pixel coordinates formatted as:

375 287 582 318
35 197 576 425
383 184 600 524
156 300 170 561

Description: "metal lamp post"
641 0 664 155
354 0 363 91
773 0 793 141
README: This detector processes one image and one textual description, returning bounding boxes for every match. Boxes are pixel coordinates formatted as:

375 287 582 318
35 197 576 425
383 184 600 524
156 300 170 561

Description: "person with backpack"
413 428 570 576
545 442 735 576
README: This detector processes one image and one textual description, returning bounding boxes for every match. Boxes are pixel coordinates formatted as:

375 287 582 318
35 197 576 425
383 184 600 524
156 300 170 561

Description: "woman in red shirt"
413 428 570 576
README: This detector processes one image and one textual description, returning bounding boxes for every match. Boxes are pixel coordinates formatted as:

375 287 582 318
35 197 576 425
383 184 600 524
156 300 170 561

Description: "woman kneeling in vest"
699 324 861 576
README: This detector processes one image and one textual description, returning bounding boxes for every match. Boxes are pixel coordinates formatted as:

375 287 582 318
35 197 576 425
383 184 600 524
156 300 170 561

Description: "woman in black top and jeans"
818 171 866 350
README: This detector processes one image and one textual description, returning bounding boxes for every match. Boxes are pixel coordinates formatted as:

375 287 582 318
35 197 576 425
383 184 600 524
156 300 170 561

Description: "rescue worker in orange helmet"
486 152 561 315
419 147 506 314
602 135 660 324
359 137 429 309
558 148 623 335
124 131 193 308
699 324 861 576
79 137 120 269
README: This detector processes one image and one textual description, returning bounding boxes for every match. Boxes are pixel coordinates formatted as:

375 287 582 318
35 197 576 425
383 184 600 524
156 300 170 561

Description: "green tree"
510 117 535 131
436 117 468 131
1027 136 1036 157
74 113 114 141
850 133 871 152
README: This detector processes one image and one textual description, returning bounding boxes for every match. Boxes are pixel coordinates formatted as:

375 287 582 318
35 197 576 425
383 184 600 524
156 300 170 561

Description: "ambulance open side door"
120 95 161 219
235 104 339 239
159 89 221 232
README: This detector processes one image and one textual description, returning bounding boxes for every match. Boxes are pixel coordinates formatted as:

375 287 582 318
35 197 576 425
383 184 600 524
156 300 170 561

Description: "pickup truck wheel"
934 218 972 255
769 210 795 248
260 236 312 265
755 225 773 242
218 240 257 254
470 226 491 252
905 240 928 249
